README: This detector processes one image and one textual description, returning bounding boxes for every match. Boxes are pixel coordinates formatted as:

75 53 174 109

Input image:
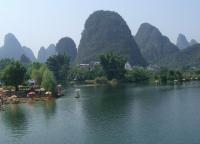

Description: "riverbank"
1 96 54 106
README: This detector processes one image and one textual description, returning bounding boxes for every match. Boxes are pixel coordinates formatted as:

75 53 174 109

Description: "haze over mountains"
176 33 198 49
0 10 199 68
37 44 56 63
0 33 36 61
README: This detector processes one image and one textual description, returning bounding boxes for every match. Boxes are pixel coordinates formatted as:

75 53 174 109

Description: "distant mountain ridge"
22 46 36 61
56 37 77 63
176 34 198 49
176 34 190 49
135 23 179 65
167 44 200 68
37 36 78 63
190 39 198 46
0 33 36 61
37 44 56 63
0 13 200 69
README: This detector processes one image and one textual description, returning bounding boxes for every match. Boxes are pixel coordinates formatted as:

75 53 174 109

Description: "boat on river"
75 89 80 98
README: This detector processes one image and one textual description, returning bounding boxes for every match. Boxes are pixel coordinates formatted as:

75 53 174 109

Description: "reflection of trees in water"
78 85 135 142
42 100 57 121
89 86 130 110
81 85 133 122
2 104 28 136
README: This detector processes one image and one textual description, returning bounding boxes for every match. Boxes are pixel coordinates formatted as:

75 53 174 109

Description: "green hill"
77 10 147 66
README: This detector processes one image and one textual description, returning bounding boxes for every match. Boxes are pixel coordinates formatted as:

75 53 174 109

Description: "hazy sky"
0 0 199 56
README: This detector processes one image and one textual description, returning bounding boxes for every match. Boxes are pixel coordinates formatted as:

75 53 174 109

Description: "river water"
1 82 200 144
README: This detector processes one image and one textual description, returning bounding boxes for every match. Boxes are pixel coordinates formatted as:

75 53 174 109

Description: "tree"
68 65 104 81
125 68 150 82
0 58 14 71
1 62 26 90
100 53 126 80
159 68 169 83
31 69 43 85
20 54 31 65
25 62 43 83
46 54 70 83
41 69 56 95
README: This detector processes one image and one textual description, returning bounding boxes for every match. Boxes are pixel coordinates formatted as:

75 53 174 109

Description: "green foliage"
100 53 126 80
94 77 108 84
29 64 50 86
0 58 14 71
159 68 169 83
25 62 42 81
167 44 200 68
68 65 104 81
46 54 70 83
20 54 31 65
31 69 42 85
156 68 183 83
68 67 88 81
41 69 56 95
125 68 151 82
1 61 27 90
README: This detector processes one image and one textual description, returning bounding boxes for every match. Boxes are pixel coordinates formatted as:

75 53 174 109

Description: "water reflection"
2 104 28 137
79 85 134 142
42 100 57 121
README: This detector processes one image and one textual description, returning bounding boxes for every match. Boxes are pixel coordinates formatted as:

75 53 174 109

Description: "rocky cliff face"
37 44 56 63
77 10 147 66
176 34 190 49
37 47 47 63
168 44 200 68
22 46 36 61
46 44 56 57
135 23 179 65
56 37 77 63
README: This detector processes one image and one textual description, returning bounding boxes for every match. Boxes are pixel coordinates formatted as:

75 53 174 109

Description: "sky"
0 0 199 56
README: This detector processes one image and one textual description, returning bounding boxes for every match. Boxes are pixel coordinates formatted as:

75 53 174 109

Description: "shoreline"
2 96 54 105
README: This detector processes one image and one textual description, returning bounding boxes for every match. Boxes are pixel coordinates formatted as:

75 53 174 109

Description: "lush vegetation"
100 53 126 80
0 51 200 98
125 68 151 82
0 60 57 96
167 44 200 68
46 54 70 84
68 65 104 82
41 69 56 95
1 61 26 90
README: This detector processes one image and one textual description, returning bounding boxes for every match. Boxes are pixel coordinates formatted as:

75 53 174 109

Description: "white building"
125 62 132 70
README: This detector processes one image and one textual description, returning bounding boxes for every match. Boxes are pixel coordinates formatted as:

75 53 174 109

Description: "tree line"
0 53 200 97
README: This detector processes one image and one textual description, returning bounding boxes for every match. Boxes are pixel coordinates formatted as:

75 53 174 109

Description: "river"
0 82 200 144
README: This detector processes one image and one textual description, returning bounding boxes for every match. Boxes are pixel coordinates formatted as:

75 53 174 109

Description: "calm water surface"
1 82 200 144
